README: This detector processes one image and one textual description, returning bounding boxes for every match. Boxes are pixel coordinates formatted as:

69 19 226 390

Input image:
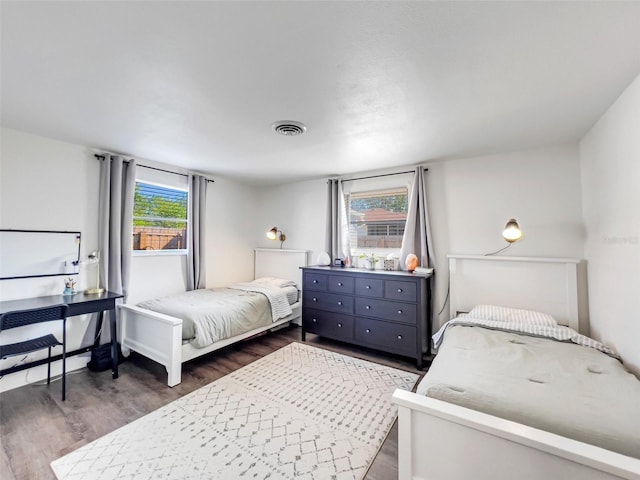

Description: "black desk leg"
93 311 104 348
62 318 67 401
109 309 119 379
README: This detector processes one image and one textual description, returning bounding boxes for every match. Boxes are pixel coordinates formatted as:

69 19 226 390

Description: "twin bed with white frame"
392 255 640 480
119 248 308 387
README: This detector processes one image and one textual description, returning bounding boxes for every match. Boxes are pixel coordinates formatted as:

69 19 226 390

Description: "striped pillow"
467 304 557 326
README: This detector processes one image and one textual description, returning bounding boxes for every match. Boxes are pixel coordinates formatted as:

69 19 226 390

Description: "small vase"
317 251 331 266
365 260 375 270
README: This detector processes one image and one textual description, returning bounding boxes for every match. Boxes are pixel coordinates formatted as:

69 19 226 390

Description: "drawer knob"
338 282 343 286
312 318 317 323
313 280 318 284
397 310 403 315
313 297 317 302
365 305 370 310
365 285 371 289
365 328 371 333
397 335 403 340
337 323 342 328
338 301 343 306
397 288 403 293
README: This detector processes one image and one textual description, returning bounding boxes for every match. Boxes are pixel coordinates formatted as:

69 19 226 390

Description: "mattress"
137 285 298 348
418 324 640 458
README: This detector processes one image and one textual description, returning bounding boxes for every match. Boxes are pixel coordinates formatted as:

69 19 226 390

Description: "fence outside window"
133 181 188 251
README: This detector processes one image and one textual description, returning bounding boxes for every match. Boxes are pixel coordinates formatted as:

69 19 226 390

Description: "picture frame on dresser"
300 266 432 369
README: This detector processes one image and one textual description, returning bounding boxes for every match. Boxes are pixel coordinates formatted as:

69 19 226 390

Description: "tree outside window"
133 181 188 251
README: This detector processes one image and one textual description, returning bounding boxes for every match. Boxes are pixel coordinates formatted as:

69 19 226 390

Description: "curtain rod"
94 154 214 183
340 168 427 183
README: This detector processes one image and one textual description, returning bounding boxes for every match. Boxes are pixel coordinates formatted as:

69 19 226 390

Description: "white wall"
429 144 587 329
255 178 327 261
257 144 586 331
0 128 260 391
205 177 259 288
0 128 100 392
579 73 640 376
432 145 584 258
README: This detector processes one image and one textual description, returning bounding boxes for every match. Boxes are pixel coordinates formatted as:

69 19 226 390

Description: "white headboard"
448 255 581 331
254 248 309 289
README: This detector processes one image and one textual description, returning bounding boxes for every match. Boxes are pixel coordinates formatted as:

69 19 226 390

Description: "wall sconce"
486 219 523 256
266 227 286 249
502 218 523 243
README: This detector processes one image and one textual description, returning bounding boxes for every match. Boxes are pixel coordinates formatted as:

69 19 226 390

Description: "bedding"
236 276 299 304
433 315 619 358
421 319 640 458
467 304 557 326
229 283 293 320
136 279 298 348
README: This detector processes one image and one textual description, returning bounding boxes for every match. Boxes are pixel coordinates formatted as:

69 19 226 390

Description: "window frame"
132 179 189 257
346 186 409 259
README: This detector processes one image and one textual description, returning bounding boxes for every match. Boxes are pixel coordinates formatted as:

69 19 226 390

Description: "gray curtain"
326 179 350 262
399 166 435 270
98 154 136 300
186 174 207 290
399 165 435 339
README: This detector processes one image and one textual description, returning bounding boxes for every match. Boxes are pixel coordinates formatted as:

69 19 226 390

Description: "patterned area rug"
51 342 419 480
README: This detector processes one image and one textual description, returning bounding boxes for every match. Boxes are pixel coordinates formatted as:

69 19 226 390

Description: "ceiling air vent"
272 120 307 136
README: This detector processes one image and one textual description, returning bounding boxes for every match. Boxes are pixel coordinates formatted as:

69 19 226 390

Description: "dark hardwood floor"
0 325 425 480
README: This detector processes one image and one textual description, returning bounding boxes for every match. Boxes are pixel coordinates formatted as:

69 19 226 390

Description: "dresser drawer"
303 291 354 314
303 308 354 342
355 317 416 356
355 297 417 324
304 272 327 291
384 280 417 302
328 275 355 294
355 277 384 297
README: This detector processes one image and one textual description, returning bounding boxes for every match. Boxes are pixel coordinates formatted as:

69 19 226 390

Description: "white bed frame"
119 248 308 387
392 255 640 480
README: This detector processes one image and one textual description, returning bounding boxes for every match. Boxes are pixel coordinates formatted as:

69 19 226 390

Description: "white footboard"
120 303 301 387
120 304 183 387
392 389 640 480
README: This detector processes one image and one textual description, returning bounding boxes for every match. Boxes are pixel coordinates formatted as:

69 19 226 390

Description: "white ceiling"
2 1 640 185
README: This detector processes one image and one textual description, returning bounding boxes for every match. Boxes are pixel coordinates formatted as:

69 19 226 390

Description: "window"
347 187 408 251
133 181 188 252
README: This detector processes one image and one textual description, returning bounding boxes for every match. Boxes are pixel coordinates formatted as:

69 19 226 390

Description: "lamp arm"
484 243 512 256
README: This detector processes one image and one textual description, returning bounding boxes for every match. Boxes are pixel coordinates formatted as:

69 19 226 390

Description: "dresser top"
301 265 432 278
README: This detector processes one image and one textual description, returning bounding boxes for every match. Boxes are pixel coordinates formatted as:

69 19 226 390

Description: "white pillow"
250 277 296 288
467 304 557 326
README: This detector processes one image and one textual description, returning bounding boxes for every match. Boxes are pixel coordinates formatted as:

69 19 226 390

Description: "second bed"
119 248 308 386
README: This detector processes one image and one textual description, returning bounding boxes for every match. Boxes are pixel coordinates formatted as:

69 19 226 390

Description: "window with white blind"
347 187 408 251
132 181 188 253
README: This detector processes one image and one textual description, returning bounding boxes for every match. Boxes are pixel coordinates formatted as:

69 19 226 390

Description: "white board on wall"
0 230 81 279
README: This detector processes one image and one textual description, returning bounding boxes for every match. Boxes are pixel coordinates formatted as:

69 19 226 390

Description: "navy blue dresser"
301 266 431 369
